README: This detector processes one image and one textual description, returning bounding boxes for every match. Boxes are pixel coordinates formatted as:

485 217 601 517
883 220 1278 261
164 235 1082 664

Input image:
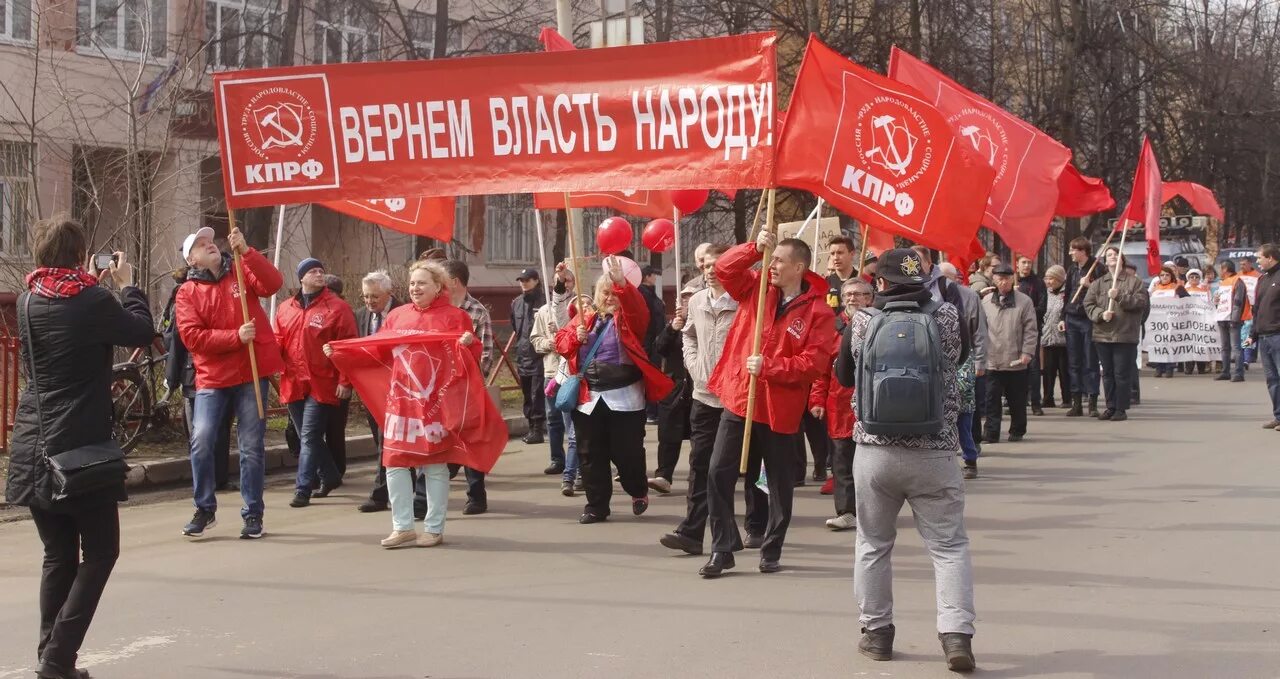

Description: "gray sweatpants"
854 444 975 635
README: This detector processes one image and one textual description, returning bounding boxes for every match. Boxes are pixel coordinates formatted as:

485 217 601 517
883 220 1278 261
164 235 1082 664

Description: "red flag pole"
740 188 776 474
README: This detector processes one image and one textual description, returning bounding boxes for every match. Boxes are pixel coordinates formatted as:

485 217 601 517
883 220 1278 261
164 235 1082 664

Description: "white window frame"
0 0 34 44
314 2 381 64
204 0 280 71
77 0 168 60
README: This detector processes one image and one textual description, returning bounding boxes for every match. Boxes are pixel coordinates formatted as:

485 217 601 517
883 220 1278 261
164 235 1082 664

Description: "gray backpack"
856 299 945 435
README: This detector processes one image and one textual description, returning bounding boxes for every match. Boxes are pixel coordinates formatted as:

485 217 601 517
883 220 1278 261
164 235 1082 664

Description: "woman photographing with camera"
5 218 156 679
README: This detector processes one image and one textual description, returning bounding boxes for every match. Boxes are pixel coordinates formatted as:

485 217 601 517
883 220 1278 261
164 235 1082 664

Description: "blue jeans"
1259 333 1280 421
957 412 979 463
562 411 578 482
1065 316 1100 396
191 379 269 519
1219 322 1244 378
288 396 339 495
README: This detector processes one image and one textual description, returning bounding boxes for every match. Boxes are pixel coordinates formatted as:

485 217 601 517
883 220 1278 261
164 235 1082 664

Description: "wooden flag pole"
1070 226 1119 305
1106 221 1130 315
740 188 776 474
227 210 265 419
563 193 587 321
746 192 768 242
857 224 870 278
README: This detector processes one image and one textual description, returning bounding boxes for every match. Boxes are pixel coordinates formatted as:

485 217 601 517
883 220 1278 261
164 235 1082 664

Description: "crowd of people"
6 213 1280 677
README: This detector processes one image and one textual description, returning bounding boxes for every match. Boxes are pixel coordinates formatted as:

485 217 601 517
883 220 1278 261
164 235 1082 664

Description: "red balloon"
596 217 633 255
671 189 709 214
642 219 676 253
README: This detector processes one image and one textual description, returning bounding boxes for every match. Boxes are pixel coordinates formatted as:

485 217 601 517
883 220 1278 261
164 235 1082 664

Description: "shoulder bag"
21 293 128 501
553 317 610 414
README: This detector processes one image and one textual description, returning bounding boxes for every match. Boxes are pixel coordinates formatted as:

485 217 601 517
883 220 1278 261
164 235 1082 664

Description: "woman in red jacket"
556 257 673 524
341 260 478 548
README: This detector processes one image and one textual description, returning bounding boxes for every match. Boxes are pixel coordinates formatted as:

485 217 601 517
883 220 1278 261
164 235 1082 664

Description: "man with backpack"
847 248 976 672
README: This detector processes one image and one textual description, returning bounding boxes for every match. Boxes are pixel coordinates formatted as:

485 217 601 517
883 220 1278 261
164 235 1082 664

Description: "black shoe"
1066 394 1084 417
1008 433 1023 442
1231 375 1245 383
358 499 388 513
1031 406 1045 416
812 468 827 483
313 480 342 498
743 532 764 549
1110 411 1128 422
463 502 487 516
36 661 92 679
1098 409 1114 421
544 462 565 475
660 532 703 555
1043 397 1056 409
698 551 735 577
523 429 545 444
579 511 608 524
240 516 264 539
1214 373 1231 381
182 509 216 537
632 496 649 516
289 492 311 508
940 632 976 672
963 463 978 480
982 435 999 444
758 557 781 573
1087 396 1100 417
858 624 895 661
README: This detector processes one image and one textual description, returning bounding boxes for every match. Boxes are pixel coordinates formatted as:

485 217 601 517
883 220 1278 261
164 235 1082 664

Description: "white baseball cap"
181 227 215 260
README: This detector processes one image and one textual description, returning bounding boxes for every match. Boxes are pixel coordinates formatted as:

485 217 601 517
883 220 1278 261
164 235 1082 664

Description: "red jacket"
707 242 836 434
274 288 358 406
378 295 482 468
555 280 674 404
176 249 285 390
809 314 854 439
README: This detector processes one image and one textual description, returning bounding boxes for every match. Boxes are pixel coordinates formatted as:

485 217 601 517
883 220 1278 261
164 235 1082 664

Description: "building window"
205 0 280 70
314 0 380 64
407 10 434 57
1 0 33 42
77 0 167 58
484 194 541 265
0 141 34 255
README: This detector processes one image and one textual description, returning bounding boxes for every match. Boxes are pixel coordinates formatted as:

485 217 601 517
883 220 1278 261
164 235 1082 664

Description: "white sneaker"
826 513 857 531
380 530 418 548
647 477 672 494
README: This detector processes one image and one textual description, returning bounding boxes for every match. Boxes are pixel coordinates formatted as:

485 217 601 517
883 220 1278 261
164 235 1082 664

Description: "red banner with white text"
776 38 994 256
213 33 777 208
889 48 1071 257
328 331 507 472
320 197 457 241
532 190 675 219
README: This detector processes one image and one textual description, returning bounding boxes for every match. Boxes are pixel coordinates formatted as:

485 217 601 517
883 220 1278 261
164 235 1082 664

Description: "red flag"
533 190 677 219
861 225 896 261
889 47 1070 256
320 197 456 241
1161 181 1224 222
538 27 576 52
1056 165 1115 216
1118 136 1163 275
329 331 507 472
776 38 993 256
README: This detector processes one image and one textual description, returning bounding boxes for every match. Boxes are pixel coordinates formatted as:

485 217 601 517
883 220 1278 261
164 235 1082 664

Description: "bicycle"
111 334 176 454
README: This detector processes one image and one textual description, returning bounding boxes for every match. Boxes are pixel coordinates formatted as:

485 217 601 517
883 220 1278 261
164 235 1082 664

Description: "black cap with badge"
877 248 928 285
516 268 540 281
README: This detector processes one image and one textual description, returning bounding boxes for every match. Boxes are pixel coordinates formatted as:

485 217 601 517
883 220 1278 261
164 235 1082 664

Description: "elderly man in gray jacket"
981 264 1039 443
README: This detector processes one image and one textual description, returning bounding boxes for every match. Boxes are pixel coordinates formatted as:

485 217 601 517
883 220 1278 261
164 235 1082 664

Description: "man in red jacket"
699 231 836 577
276 257 357 509
176 226 284 540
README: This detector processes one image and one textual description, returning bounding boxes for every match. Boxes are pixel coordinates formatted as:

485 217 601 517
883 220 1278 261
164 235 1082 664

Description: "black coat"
5 286 155 508
638 283 667 362
354 297 403 338
510 289 545 376
1017 273 1048 330
162 281 196 397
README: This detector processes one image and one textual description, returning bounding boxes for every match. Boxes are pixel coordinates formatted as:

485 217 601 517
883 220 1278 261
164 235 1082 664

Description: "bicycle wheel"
111 366 152 455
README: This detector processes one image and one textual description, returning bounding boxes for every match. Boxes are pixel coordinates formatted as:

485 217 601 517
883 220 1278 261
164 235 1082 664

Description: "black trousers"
30 502 120 670
519 373 547 429
573 401 648 517
654 379 691 482
796 411 830 479
971 375 986 443
366 412 427 511
1097 342 1137 413
706 413 796 561
672 401 767 543
830 437 856 516
985 369 1030 439
186 397 233 489
1026 344 1043 408
1042 346 1070 404
448 464 488 506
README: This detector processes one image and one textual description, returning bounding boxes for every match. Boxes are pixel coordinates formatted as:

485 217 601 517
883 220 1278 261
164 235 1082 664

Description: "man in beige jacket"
1083 248 1149 422
981 264 1039 443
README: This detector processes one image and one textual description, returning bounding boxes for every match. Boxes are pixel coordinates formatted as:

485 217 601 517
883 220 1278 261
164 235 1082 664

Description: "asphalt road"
1 372 1278 679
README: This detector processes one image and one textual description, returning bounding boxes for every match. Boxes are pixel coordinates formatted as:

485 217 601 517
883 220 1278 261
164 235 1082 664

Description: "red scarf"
26 267 100 299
